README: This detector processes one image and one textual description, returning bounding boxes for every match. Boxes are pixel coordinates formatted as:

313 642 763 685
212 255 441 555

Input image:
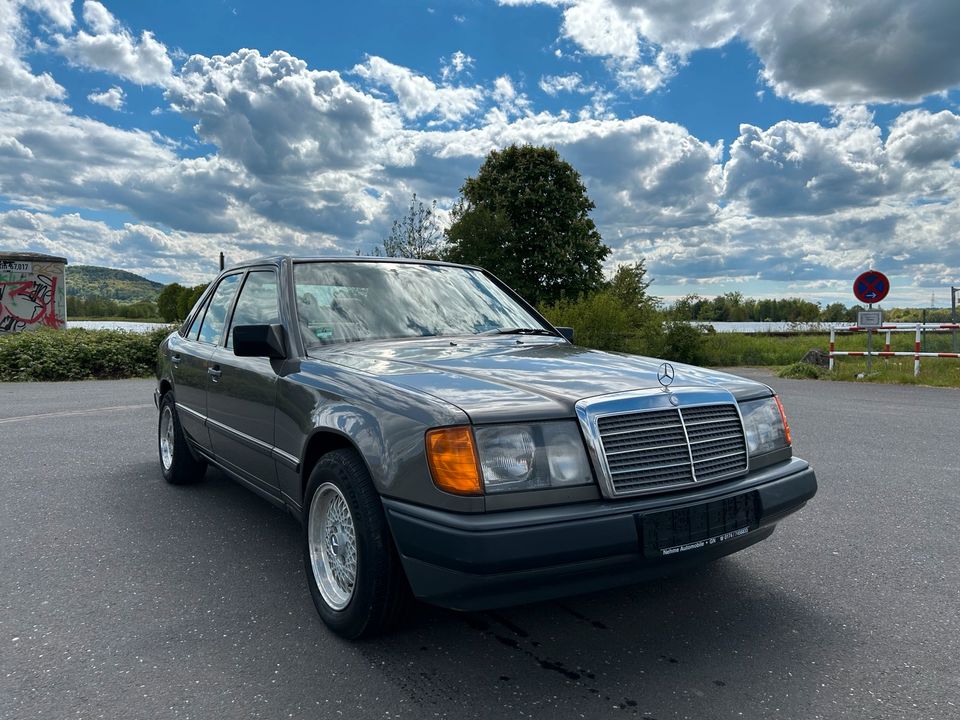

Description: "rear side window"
182 287 211 338
196 274 242 345
226 271 280 348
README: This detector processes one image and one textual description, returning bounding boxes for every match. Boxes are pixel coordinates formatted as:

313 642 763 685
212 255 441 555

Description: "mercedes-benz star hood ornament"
657 362 675 390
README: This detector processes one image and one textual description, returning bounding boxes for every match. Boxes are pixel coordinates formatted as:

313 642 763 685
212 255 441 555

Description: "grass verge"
704 331 960 388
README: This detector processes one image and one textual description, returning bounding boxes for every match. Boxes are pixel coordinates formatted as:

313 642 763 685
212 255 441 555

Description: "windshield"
293 261 550 347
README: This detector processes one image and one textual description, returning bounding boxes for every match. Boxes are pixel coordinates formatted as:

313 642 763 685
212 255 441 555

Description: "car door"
170 273 242 452
205 268 283 498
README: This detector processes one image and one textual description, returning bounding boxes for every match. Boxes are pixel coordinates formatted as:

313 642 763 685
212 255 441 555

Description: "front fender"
275 365 482 513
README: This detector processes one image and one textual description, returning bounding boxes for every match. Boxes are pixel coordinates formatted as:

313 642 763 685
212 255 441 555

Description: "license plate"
640 492 758 558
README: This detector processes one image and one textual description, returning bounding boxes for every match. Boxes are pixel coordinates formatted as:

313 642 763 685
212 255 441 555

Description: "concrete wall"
0 254 67 333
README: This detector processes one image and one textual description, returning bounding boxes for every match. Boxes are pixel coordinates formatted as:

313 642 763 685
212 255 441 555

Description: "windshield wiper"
478 327 557 336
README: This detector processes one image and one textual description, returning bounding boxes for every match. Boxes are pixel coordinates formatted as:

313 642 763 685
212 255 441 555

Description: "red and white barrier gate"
829 324 960 376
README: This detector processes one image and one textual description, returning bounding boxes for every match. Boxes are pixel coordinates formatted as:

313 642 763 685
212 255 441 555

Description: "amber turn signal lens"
425 426 482 496
774 395 792 446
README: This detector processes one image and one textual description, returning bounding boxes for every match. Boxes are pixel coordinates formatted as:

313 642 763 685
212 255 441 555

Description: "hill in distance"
67 265 164 303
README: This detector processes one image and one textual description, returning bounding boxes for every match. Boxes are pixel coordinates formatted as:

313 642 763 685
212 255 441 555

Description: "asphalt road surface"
2 372 958 720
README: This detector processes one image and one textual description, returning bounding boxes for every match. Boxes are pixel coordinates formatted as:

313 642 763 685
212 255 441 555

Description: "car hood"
310 337 772 423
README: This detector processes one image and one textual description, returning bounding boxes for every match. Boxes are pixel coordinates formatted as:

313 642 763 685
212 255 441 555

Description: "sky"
1 0 959 307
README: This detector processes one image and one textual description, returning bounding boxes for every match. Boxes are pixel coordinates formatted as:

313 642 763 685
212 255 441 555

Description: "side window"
196 274 242 345
182 286 211 339
226 271 280 348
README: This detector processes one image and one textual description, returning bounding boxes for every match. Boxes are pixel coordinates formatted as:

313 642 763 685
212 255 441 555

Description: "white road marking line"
0 403 154 425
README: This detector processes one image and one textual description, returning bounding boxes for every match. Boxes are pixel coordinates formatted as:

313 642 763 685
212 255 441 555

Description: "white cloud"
562 0 641 61
55 1 174 86
539 73 586 95
440 50 474 83
500 0 960 104
87 85 124 110
173 50 404 176
497 0 570 7
0 135 34 158
752 0 960 104
723 107 894 217
886 109 960 167
0 0 71 99
488 75 533 119
353 55 482 122
81 0 114 34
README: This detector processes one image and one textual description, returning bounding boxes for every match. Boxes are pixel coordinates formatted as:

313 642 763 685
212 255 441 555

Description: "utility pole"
219 252 224 271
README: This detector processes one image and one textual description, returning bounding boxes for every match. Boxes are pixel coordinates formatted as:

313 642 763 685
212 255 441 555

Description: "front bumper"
383 457 817 610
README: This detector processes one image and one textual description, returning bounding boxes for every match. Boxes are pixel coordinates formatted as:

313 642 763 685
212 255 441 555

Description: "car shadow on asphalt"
147 465 846 715
362 559 845 712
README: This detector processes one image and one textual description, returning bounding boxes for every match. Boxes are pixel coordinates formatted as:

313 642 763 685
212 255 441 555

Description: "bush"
654 321 707 365
540 290 640 352
777 362 824 379
0 327 174 381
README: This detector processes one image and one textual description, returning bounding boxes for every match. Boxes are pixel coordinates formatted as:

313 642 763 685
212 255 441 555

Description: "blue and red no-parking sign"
853 270 890 304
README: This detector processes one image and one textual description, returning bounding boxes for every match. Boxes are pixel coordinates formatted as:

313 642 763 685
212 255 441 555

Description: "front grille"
596 403 747 496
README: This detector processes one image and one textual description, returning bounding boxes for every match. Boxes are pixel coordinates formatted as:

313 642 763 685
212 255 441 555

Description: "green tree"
157 282 206 322
444 144 610 305
669 294 705 321
607 261 655 313
378 193 444 259
820 302 849 322
157 283 185 322
176 284 207 322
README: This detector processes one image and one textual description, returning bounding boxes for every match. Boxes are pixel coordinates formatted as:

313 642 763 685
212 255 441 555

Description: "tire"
158 392 207 485
303 449 409 639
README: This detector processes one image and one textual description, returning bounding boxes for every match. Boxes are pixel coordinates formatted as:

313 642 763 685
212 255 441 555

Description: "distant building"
0 252 68 333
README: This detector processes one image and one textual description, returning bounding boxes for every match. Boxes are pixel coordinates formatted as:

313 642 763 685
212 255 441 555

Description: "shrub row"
539 292 711 365
0 327 173 382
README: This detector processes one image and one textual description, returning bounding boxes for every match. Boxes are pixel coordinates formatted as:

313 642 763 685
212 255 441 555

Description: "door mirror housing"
556 326 574 343
233 324 287 359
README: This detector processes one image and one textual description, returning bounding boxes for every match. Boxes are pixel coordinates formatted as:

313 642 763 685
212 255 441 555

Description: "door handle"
207 366 222 382
171 353 181 365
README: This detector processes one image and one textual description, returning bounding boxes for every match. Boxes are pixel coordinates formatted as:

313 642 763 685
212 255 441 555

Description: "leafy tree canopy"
444 144 610 305
157 282 206 323
607 260 657 316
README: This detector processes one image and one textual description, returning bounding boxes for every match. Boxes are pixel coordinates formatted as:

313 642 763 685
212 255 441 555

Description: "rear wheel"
304 449 409 639
158 393 206 485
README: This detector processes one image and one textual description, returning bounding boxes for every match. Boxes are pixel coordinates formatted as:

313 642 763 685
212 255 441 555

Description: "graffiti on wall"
0 262 66 333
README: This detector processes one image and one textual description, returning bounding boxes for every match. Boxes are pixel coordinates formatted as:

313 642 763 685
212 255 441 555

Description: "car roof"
225 255 478 272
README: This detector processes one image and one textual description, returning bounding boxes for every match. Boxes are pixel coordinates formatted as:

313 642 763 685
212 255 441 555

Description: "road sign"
857 310 883 328
853 270 890 304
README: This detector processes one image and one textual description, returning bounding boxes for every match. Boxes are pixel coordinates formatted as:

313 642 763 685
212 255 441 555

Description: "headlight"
474 422 593 493
739 396 792 456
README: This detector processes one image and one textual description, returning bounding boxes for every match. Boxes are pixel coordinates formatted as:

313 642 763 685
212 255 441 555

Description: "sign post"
853 271 890 373
952 286 958 353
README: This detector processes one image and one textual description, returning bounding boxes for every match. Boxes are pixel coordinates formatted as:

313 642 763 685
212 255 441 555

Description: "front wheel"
304 449 409 639
158 393 206 485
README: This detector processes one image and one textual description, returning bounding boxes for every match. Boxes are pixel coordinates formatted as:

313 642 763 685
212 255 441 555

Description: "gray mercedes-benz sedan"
155 257 817 639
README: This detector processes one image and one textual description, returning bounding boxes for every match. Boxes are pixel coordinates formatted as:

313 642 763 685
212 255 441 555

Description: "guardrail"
829 324 960 376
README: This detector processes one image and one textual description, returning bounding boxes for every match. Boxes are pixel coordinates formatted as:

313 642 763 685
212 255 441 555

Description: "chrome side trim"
175 402 205 422
175 403 300 471
575 386 749 499
207 416 272 452
272 447 301 471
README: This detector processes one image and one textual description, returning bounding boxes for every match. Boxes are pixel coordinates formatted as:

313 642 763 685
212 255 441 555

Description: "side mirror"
233 323 287 359
556 326 574 343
